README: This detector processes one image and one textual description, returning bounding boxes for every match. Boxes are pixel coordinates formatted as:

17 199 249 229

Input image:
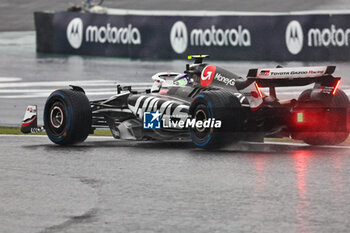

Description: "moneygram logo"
200 65 216 87
66 18 141 49
170 21 251 54
170 21 188 54
285 20 304 55
67 18 83 49
214 73 235 86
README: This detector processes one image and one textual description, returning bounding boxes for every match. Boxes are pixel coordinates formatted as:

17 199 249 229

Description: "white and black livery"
21 55 350 149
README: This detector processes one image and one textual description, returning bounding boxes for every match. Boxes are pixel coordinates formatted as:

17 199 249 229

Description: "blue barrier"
35 10 350 61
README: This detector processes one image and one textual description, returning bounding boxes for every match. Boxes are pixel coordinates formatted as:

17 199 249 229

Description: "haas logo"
200 65 216 87
67 18 83 49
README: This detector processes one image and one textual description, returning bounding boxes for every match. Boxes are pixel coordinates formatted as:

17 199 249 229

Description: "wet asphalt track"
1 135 350 233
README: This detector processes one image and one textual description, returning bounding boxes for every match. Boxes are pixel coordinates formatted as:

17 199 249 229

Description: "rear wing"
247 66 339 87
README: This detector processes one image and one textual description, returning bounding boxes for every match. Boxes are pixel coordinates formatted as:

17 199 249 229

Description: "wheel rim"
50 106 64 129
194 109 207 133
191 104 212 140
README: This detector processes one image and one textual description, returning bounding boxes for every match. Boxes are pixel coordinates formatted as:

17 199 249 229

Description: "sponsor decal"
22 105 38 128
190 25 251 47
170 21 188 54
142 112 222 129
233 93 248 103
128 96 189 121
159 89 169 94
86 23 141 45
143 111 161 129
200 65 216 87
250 91 259 98
22 105 37 121
308 25 350 47
259 70 270 76
286 20 350 55
132 97 222 130
319 86 334 94
66 18 141 49
256 66 327 78
214 73 235 86
308 70 324 74
67 18 83 49
285 20 304 55
170 21 251 54
26 106 37 113
162 116 222 129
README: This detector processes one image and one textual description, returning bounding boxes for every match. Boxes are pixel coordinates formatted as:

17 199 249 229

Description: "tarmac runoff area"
1 134 350 232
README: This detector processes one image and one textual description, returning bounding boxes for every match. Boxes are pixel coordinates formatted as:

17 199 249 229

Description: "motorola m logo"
285 20 304 55
67 18 83 49
170 21 251 54
170 21 188 54
285 20 350 55
66 18 141 49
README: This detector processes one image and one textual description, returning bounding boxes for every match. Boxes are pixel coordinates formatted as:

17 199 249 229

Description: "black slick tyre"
44 89 92 145
189 90 242 149
294 89 349 145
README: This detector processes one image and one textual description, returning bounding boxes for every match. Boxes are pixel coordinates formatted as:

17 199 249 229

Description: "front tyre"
44 89 92 145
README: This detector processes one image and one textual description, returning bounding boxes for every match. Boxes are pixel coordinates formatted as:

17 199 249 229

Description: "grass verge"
0 126 112 136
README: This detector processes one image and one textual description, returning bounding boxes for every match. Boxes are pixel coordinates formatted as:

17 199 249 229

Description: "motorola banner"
35 11 350 61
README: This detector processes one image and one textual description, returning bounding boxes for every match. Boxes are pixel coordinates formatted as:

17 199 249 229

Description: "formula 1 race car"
21 55 349 149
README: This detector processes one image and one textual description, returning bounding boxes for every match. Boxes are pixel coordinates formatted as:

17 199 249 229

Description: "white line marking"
0 80 152 88
264 140 350 149
0 134 349 149
0 86 152 93
0 88 118 93
0 134 113 139
3 89 350 99
0 81 153 98
0 134 48 138
0 92 117 99
0 77 22 82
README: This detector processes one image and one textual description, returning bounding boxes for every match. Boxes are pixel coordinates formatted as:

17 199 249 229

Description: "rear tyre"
294 89 349 145
44 89 92 145
189 90 242 149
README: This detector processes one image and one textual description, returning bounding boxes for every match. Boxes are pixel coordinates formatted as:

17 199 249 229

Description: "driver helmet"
173 74 191 86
